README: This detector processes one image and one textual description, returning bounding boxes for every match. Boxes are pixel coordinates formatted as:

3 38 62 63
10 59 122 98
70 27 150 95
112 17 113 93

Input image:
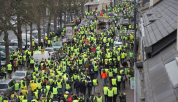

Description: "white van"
33 51 50 64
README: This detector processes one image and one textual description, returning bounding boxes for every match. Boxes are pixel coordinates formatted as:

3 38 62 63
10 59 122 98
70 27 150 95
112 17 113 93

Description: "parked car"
0 46 14 54
0 41 5 46
9 41 28 50
12 71 31 83
53 41 63 51
0 51 6 66
45 47 56 57
10 39 30 48
27 30 44 42
122 19 130 26
0 79 16 96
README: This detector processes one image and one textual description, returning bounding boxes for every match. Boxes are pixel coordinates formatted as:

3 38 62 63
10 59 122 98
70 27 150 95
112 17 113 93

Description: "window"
0 84 8 89
14 73 25 77
0 52 5 56
45 49 53 52
54 42 62 46
9 80 15 87
14 43 18 46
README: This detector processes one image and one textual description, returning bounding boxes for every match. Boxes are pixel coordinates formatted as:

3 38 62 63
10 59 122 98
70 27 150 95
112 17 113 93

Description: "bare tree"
0 0 16 64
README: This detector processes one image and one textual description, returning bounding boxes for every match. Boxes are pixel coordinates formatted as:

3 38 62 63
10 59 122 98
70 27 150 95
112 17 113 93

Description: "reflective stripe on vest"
113 87 117 95
97 96 102 102
7 64 12 70
108 89 113 97
117 75 121 82
15 83 19 90
66 84 70 89
103 87 108 95
112 79 117 86
53 87 58 94
57 82 62 88
93 79 97 86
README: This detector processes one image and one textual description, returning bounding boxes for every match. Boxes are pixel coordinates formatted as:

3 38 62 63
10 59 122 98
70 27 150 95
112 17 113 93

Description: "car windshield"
9 48 14 52
115 44 120 47
124 19 129 22
45 49 53 52
14 73 25 76
0 42 5 46
0 84 8 89
54 42 62 46
0 52 5 56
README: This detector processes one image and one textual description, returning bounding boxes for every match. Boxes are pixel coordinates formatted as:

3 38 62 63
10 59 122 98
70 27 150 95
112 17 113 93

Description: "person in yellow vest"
30 56 35 70
1 66 7 79
31 96 38 102
21 86 28 96
92 78 98 93
107 86 113 102
21 96 28 102
64 91 69 99
7 62 12 78
112 85 117 102
2 95 9 102
103 84 108 102
48 39 51 47
128 50 133 68
14 81 20 92
111 77 117 87
117 73 122 91
96 93 103 102
52 84 59 98
19 92 24 101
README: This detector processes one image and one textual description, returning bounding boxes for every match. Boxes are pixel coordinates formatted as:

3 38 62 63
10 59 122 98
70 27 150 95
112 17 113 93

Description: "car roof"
45 47 53 49
34 51 49 54
14 71 27 73
123 19 129 21
55 41 62 43
0 79 14 84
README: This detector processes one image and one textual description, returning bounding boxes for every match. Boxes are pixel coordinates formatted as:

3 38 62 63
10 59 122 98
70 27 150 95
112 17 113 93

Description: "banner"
66 27 73 36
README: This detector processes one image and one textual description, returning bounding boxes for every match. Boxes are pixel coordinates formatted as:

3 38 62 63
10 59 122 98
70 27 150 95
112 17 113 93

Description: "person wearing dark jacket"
74 79 80 96
89 62 95 80
87 78 93 96
122 60 128 68
79 80 86 95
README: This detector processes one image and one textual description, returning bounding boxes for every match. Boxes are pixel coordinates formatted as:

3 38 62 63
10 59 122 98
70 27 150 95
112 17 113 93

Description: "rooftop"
143 42 178 102
143 0 177 47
